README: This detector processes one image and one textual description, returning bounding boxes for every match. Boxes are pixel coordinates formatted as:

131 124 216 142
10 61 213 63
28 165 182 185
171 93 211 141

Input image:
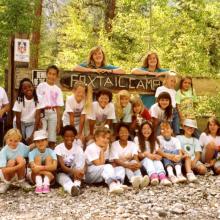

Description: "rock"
170 203 185 214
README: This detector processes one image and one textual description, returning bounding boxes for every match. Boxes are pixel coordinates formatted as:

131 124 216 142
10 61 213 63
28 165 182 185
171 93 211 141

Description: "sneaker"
35 186 43 194
140 175 150 189
42 185 50 194
130 176 142 189
18 181 32 191
150 173 159 186
169 175 178 184
186 172 198 183
177 174 187 183
109 182 124 194
160 178 172 186
0 183 10 194
71 185 80 196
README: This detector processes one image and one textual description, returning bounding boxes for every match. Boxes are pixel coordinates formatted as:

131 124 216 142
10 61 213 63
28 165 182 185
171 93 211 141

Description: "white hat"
33 130 48 141
183 119 198 129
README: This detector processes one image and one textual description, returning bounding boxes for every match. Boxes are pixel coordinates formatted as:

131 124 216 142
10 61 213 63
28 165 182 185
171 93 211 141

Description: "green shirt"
175 88 197 119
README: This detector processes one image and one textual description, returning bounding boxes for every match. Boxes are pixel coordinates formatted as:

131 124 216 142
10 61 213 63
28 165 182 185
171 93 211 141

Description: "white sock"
73 180 81 187
35 175 43 187
43 176 50 186
167 166 174 177
175 165 182 176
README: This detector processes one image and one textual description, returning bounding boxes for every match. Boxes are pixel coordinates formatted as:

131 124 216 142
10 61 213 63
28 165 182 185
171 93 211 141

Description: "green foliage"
0 0 35 85
39 0 220 76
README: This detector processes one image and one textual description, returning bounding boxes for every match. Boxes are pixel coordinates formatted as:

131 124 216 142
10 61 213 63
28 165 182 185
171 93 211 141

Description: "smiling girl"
13 78 43 144
73 46 125 74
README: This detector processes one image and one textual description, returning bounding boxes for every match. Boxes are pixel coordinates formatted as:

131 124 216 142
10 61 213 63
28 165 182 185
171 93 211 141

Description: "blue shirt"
0 142 29 168
139 67 168 72
29 148 57 164
79 63 119 70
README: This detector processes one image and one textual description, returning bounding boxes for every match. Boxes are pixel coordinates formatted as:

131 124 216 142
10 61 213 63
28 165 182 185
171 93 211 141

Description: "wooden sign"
60 72 162 94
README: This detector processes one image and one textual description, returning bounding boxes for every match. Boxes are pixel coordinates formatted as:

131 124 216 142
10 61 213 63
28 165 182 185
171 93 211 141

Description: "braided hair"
17 78 39 107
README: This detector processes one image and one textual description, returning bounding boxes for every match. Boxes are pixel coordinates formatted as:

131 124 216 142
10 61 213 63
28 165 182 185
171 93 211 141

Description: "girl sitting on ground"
157 122 186 184
28 130 57 194
84 126 124 194
199 117 220 175
134 121 171 186
55 125 86 196
110 123 149 189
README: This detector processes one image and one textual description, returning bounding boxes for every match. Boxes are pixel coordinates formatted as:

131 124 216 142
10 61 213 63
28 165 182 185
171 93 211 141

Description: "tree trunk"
104 0 116 33
30 0 43 68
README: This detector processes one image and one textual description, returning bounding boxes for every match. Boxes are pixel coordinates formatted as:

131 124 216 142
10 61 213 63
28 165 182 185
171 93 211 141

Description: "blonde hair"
131 96 144 115
163 71 177 86
87 46 106 68
4 128 22 143
115 90 131 121
73 81 93 114
142 51 160 69
94 126 111 140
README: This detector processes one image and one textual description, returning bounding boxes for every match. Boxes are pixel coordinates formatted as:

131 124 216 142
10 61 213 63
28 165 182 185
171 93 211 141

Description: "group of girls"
0 46 220 197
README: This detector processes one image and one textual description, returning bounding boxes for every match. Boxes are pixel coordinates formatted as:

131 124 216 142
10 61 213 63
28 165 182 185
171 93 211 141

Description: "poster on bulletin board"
14 38 30 62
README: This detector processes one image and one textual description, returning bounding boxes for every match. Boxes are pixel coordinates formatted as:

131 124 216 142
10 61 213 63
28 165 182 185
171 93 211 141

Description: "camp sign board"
32 70 162 94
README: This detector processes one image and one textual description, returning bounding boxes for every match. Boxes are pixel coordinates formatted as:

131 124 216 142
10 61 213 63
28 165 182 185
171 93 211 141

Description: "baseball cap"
33 130 48 141
183 119 198 129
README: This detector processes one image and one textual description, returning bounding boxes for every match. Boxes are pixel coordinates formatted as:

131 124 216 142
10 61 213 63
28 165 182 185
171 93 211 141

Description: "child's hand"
125 153 133 161
152 154 162 161
72 169 84 180
172 155 182 163
127 162 141 171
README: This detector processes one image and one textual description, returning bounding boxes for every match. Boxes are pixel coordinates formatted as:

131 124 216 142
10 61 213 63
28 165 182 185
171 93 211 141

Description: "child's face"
95 133 110 148
166 76 176 89
158 98 170 110
47 68 58 85
98 94 109 108
35 139 48 152
22 81 34 99
209 121 219 135
161 124 172 138
148 54 157 67
6 137 20 149
142 124 152 139
74 86 85 103
182 78 192 91
119 127 129 142
183 125 195 136
92 50 103 65
120 95 130 108
133 104 142 114
63 130 75 148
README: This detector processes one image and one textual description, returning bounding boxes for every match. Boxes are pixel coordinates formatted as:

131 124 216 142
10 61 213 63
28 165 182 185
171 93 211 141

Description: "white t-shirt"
62 95 86 129
157 135 181 151
199 132 220 148
0 87 9 109
36 82 64 107
84 142 110 166
150 103 168 121
87 101 116 125
109 140 138 161
155 86 176 108
55 141 85 168
177 135 202 160
134 136 159 153
13 97 44 123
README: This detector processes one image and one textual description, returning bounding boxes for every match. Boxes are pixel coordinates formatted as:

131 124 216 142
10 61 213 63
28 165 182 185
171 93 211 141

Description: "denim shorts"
162 149 182 168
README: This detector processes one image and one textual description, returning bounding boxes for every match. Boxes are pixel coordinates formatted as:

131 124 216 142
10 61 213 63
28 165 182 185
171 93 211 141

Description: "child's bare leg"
184 157 192 173
44 156 54 182
193 164 207 175
204 143 216 163
31 156 42 183
3 160 16 181
16 156 26 180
